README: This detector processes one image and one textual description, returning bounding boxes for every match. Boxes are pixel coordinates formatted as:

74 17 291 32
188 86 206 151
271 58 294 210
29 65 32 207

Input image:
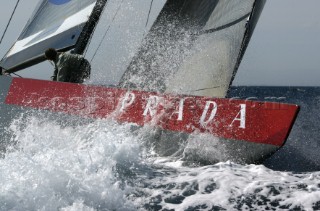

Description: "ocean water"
1 87 320 210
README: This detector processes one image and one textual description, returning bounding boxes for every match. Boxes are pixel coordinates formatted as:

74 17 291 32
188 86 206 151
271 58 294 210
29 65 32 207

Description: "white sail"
1 0 265 98
166 0 257 97
0 0 97 71
84 0 167 86
104 0 264 98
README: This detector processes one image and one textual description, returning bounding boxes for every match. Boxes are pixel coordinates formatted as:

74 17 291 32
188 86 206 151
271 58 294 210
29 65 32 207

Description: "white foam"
139 162 320 210
1 113 319 210
1 115 140 210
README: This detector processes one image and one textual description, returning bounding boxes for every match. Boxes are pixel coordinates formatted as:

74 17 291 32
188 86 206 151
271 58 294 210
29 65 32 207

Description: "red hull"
5 78 299 148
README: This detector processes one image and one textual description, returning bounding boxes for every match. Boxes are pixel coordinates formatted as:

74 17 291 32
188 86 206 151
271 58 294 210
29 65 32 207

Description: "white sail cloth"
0 0 96 71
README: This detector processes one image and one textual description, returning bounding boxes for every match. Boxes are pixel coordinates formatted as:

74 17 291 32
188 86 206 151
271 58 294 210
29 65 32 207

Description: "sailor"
44 48 91 83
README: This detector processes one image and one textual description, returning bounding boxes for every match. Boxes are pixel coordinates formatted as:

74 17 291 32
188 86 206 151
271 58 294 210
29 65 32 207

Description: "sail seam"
83 0 110 57
145 0 154 28
90 0 125 63
199 12 250 35
191 86 223 92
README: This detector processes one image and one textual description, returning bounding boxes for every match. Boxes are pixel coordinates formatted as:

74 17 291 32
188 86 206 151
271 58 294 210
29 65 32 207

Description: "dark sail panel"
166 0 259 97
117 0 265 97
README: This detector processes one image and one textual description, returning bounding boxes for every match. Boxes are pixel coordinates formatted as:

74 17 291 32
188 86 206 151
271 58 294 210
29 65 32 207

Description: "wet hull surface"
0 76 299 164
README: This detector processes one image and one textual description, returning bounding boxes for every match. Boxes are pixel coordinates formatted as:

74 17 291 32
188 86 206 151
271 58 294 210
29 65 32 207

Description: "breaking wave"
0 113 319 210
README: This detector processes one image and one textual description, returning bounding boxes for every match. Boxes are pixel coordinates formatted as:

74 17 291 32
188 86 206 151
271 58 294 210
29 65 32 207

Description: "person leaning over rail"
0 67 8 76
44 48 91 83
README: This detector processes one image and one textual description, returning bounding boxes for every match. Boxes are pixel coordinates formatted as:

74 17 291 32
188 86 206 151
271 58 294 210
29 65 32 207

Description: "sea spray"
0 114 141 210
1 112 320 210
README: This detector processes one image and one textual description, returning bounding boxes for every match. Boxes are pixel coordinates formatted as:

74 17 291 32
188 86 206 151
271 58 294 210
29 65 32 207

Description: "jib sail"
0 0 98 73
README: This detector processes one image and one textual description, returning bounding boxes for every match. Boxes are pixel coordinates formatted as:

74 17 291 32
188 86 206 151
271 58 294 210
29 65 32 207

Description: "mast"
73 0 108 55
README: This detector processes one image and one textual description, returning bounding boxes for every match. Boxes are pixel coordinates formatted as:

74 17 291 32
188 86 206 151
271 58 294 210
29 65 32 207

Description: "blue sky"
0 0 319 86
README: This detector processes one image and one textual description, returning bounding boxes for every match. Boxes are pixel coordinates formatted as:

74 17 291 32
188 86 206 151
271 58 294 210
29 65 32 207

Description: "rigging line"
83 29 95 57
145 0 154 28
0 0 21 46
191 86 222 92
11 72 23 78
199 12 250 35
90 0 125 63
84 0 110 57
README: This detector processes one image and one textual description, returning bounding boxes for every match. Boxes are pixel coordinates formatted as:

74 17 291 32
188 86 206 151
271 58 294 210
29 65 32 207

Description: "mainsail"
117 0 266 97
83 0 168 85
1 0 265 98
0 0 98 73
84 0 265 97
